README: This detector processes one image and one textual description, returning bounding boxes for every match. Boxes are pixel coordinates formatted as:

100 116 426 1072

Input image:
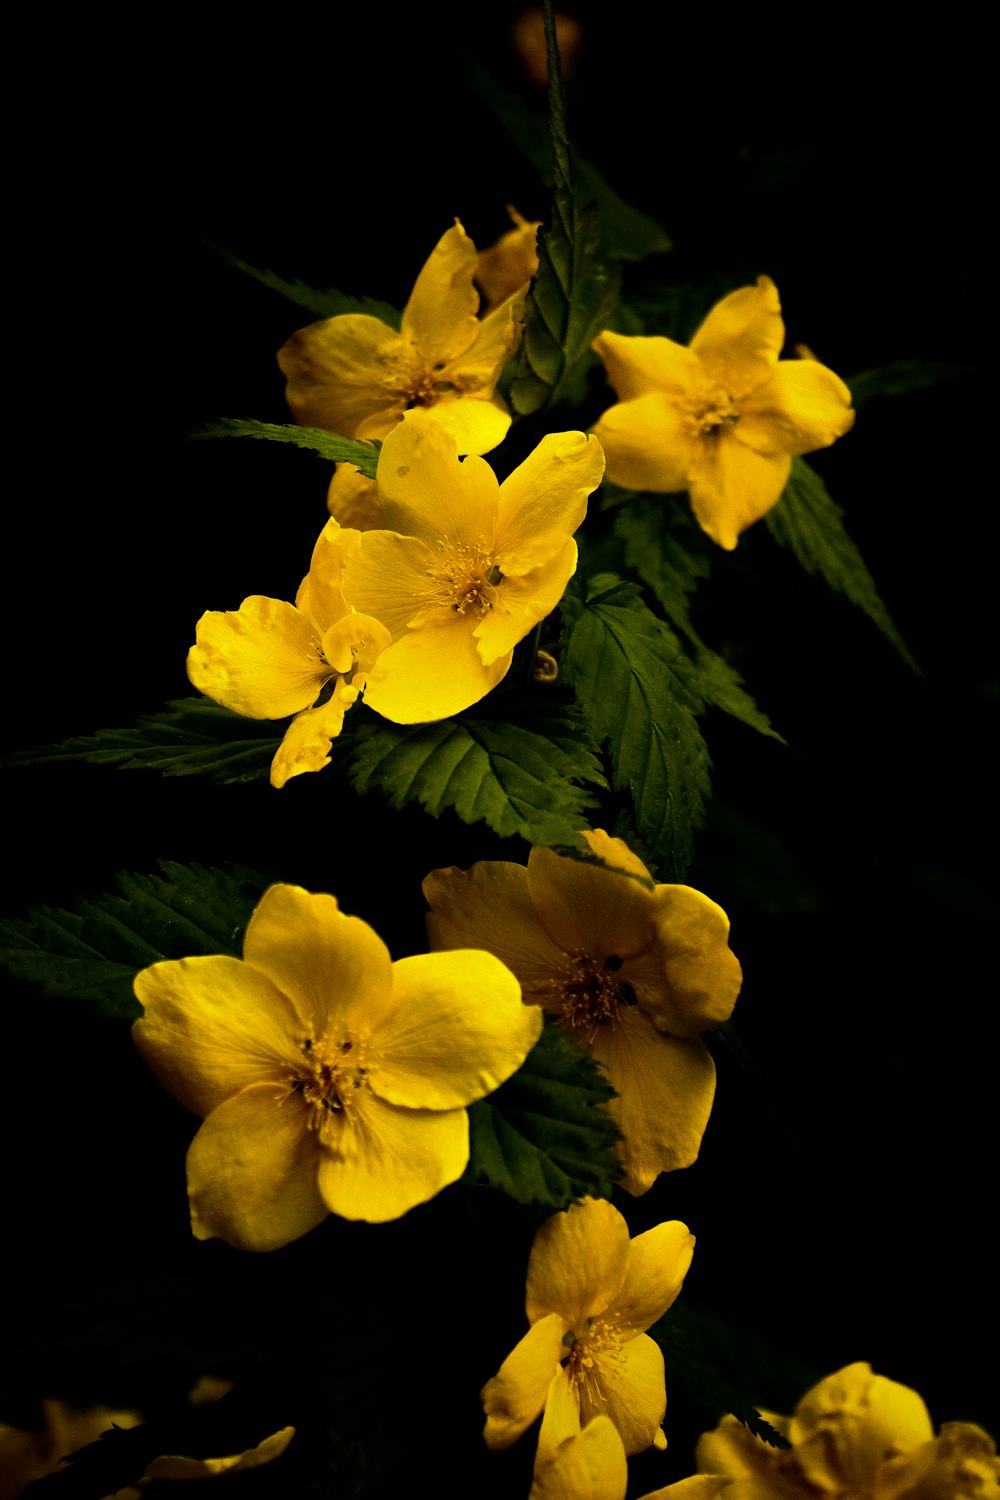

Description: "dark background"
5 2 996 1492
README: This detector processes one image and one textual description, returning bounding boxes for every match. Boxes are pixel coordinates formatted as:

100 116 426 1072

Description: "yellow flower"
186 518 391 788
696 1362 1000 1499
476 204 541 313
138 1425 296 1486
132 883 541 1251
424 830 742 1193
340 409 604 723
591 277 855 549
481 1196 693 1463
278 220 528 532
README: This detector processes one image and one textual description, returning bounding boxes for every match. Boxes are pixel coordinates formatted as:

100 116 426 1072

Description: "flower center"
678 381 740 438
426 539 503 616
402 362 456 410
561 1314 623 1403
291 1034 370 1142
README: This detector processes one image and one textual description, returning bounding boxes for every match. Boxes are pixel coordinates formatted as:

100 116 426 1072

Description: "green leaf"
559 577 712 877
207 241 402 328
346 696 607 847
847 358 969 410
464 1022 620 1209
615 500 783 742
4 697 283 783
0 862 266 1020
650 1298 795 1451
510 4 621 413
766 458 920 672
190 419 381 479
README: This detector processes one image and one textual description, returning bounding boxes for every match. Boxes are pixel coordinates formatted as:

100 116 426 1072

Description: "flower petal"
591 393 697 493
593 331 703 400
689 277 784 400
494 431 603 575
426 394 512 455
400 221 482 367
278 314 404 438
643 885 742 1037
269 691 353 789
588 1011 716 1191
342 530 440 640
637 1478 735 1498
695 1413 797 1496
327 464 383 531
294 517 360 632
737 357 855 456
316 1094 469 1221
477 207 540 312
423 861 572 996
473 539 578 667
527 1198 630 1329
133 955 305 1117
526 841 659 965
187 597 329 719
790 1363 934 1494
445 292 526 396
367 950 540 1109
535 1365 584 1467
242 884 395 1036
186 1083 328 1251
532 1413 629 1500
586 1332 666 1455
686 437 791 550
359 617 512 723
145 1426 296 1479
481 1312 569 1450
607 1219 695 1336
373 412 499 547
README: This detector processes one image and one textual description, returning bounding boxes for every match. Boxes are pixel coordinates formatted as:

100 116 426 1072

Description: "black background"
4 2 996 1492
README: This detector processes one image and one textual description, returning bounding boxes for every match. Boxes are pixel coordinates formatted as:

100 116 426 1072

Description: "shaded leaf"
4 697 282 783
510 7 621 413
464 1022 620 1209
766 458 919 672
0 862 266 1019
346 696 607 848
847 358 969 410
559 577 711 878
191 419 381 479
207 241 401 327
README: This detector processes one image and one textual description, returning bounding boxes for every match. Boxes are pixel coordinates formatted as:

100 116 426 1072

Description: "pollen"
563 1313 624 1404
426 539 502 616
290 1031 371 1141
678 381 740 438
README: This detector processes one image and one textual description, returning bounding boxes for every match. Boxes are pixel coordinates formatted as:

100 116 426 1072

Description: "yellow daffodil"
186 517 391 788
279 220 529 532
696 1362 1000 1499
424 830 742 1193
340 409 604 723
591 277 855 549
482 1197 694 1466
132 883 540 1251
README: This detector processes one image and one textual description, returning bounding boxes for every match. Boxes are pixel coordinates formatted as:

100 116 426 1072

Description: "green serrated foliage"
510 6 621 413
766 458 919 672
4 697 283 783
464 1022 620 1209
0 862 265 1019
346 697 606 848
847 358 969 410
190 419 381 479
207 241 402 328
559 577 711 878
650 1298 794 1451
614 500 783 742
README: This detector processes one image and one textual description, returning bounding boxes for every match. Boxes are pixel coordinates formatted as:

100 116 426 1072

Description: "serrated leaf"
615 500 783 742
650 1299 793 1451
346 697 607 847
190 419 381 479
4 697 283 783
207 241 401 328
510 6 621 413
766 458 919 672
0 862 266 1019
847 358 969 410
559 577 711 877
464 1022 620 1209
